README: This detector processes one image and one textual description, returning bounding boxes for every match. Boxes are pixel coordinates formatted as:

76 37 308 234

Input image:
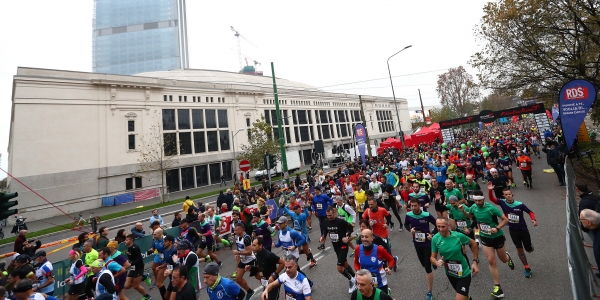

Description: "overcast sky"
0 1 487 178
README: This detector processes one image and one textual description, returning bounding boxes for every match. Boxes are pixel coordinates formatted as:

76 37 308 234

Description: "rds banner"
559 79 597 150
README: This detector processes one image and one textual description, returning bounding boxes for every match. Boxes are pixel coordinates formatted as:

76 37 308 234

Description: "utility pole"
359 95 372 159
418 89 426 123
270 62 289 185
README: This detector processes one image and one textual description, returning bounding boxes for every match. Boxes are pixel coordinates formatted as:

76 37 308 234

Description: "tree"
480 92 514 111
429 106 454 123
411 115 425 128
436 66 481 118
237 116 279 170
470 0 600 122
138 110 179 203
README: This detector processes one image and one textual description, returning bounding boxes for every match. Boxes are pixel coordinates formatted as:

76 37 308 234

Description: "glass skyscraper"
92 0 189 75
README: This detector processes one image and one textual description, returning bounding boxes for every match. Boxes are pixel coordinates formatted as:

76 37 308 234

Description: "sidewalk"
10 166 309 234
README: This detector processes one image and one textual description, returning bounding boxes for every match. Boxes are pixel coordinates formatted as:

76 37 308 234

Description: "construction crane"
230 26 257 70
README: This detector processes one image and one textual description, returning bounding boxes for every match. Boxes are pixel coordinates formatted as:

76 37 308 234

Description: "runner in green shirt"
445 195 475 240
206 207 231 250
443 179 465 205
462 175 481 206
431 217 479 300
453 169 467 191
466 190 514 299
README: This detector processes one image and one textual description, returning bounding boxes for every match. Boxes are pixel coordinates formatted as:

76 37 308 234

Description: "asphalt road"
7 163 573 299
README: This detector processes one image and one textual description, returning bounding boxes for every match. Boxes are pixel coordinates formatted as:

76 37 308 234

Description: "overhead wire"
314 68 449 89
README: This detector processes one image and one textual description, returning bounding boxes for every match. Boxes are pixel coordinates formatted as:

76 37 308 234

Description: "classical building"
7 67 409 221
92 0 189 75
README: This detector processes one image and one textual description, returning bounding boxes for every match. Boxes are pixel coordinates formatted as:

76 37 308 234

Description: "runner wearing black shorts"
429 178 447 218
320 206 357 294
196 213 221 266
123 234 151 300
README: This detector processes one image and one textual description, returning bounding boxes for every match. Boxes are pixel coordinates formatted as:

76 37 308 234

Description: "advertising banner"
355 124 367 165
558 79 597 150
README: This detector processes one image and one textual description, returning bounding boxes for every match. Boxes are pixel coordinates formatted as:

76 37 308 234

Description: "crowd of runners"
2 117 570 300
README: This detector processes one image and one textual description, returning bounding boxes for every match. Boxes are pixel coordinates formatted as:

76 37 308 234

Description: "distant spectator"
130 223 145 238
182 196 196 216
197 200 206 213
576 182 600 240
114 229 127 244
149 209 164 228
172 212 182 228
19 239 41 258
95 227 110 250
72 232 89 251
13 230 27 254
150 220 162 233
580 209 600 270
220 174 227 186
185 207 198 224
220 203 228 213
224 189 234 211
217 191 226 210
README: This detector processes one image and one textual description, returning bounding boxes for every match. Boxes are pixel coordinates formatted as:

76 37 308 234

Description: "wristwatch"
473 258 480 263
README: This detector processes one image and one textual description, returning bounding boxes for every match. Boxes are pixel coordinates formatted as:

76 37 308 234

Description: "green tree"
429 106 454 123
237 116 279 170
436 66 481 118
411 115 425 128
471 0 600 122
480 92 514 111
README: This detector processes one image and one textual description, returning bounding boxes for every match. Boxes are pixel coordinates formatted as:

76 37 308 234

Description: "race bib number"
520 162 527 168
202 236 207 242
261 279 269 287
479 223 492 235
456 221 468 230
458 183 463 188
329 233 339 242
285 293 297 300
476 161 481 166
159 253 164 260
436 171 442 177
503 165 509 171
316 203 323 210
414 232 426 243
371 274 378 287
446 260 463 277
508 213 520 223
511 150 516 154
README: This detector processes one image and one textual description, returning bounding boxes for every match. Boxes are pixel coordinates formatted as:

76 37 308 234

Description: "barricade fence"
565 159 597 299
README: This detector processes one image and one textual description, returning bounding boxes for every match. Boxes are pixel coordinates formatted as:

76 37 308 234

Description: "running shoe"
426 291 433 300
205 255 212 263
389 223 394 231
523 180 527 186
399 227 403 232
245 289 255 300
506 252 515 270
310 260 317 269
491 286 505 298
348 277 357 293
393 256 398 272
388 287 392 295
150 282 156 290
217 261 223 268
143 274 151 286
230 271 237 279
142 296 152 300
318 244 325 250
350 250 355 257
512 182 516 187
524 268 532 278
308 226 312 231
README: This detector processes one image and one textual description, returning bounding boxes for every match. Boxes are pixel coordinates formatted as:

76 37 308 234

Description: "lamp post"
232 128 246 184
387 45 412 144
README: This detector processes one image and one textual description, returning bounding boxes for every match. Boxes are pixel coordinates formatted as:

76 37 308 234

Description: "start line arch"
438 103 552 143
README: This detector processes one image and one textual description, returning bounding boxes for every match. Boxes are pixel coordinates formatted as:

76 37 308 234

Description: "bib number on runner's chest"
479 223 492 235
503 166 509 171
508 213 519 223
329 233 339 242
446 260 463 277
371 274 378 287
436 172 442 177
414 232 426 243
316 203 323 210
285 293 297 300
456 221 468 230
520 162 527 168
476 161 481 165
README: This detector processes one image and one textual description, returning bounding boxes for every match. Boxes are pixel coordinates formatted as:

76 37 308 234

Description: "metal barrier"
565 159 597 299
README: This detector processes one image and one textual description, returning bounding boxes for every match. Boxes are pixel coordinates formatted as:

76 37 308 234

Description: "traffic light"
268 154 277 168
0 192 18 220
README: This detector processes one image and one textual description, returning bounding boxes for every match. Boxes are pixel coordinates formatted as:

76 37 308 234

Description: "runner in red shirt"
362 198 390 239
516 150 533 189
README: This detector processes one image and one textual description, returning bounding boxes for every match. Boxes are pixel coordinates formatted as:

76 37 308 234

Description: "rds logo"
564 87 589 100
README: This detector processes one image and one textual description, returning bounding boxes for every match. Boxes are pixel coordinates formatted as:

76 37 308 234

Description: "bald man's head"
360 229 374 246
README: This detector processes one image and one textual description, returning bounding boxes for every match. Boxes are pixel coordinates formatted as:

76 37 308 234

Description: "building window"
218 110 228 128
184 96 187 102
206 97 209 103
207 131 219 151
193 132 206 153
178 109 190 130
222 161 233 181
126 178 133 190
163 133 177 156
209 163 221 184
196 165 209 186
169 95 173 101
192 109 204 129
128 135 135 150
135 176 142 188
205 110 217 128
164 95 167 102
128 120 135 132
179 132 192 155
193 96 196 102
166 169 180 192
181 167 194 190
162 109 176 130
211 97 214 103
179 96 182 102
219 130 230 150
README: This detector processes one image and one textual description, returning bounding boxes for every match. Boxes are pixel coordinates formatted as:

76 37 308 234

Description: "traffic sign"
239 160 251 172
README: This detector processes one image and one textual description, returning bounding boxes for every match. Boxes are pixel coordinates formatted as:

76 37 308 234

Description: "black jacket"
252 248 281 278
579 191 600 232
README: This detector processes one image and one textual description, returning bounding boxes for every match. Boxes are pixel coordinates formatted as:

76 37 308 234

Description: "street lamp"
232 128 246 183
387 45 412 144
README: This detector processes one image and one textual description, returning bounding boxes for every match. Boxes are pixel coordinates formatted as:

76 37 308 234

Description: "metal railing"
565 159 597 299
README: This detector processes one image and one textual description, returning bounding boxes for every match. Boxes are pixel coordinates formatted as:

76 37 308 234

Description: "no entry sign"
239 160 251 172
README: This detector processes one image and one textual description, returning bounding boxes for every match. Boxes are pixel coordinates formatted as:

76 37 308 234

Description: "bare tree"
436 66 481 118
138 110 179 203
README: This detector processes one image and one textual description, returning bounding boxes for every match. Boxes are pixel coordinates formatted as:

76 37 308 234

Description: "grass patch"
0 171 308 247
576 142 600 173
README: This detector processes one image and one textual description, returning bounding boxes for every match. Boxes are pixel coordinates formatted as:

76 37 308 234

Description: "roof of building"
135 68 321 92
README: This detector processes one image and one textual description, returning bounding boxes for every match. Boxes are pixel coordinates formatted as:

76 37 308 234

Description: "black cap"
252 212 261 218
13 279 33 293
14 255 30 263
32 251 46 258
164 235 175 242
203 262 220 276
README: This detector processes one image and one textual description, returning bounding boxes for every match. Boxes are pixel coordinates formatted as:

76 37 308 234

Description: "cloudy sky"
0 0 487 178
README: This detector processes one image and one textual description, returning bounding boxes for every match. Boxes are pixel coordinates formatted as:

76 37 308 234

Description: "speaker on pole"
314 140 324 154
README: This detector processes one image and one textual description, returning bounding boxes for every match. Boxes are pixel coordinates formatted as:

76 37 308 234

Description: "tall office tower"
92 0 189 75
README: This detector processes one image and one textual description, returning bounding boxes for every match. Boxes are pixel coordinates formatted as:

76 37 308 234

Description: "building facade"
7 68 409 221
92 0 189 75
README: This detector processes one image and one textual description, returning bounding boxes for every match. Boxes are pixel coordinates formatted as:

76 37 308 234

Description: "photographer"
19 239 41 258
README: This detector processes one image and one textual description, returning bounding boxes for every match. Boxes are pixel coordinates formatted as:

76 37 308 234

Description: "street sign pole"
271 63 289 186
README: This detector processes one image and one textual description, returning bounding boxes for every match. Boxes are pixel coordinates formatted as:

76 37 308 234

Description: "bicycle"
71 212 101 230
